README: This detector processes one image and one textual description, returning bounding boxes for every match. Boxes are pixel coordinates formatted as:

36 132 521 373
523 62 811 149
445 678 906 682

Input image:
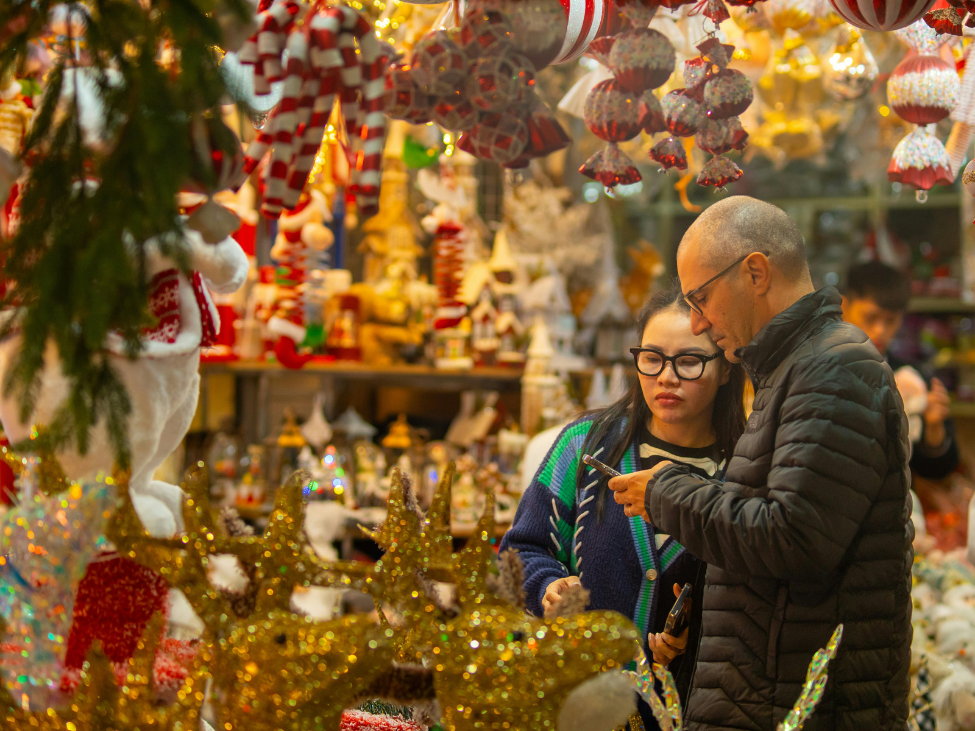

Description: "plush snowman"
0 222 248 538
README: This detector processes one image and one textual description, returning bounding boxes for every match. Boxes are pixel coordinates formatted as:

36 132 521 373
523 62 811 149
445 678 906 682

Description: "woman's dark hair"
577 283 747 518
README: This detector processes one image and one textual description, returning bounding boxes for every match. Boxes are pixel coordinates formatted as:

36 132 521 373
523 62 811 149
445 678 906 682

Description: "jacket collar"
736 286 843 380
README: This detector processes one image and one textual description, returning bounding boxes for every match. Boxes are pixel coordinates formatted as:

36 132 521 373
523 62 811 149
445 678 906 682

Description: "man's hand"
542 576 581 613
924 378 951 450
608 462 673 522
648 583 690 665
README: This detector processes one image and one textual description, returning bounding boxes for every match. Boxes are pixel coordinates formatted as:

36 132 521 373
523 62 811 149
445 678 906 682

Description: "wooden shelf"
200 359 524 391
908 298 975 314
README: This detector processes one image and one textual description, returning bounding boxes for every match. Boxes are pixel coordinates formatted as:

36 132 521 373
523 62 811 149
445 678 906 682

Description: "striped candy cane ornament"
240 0 387 219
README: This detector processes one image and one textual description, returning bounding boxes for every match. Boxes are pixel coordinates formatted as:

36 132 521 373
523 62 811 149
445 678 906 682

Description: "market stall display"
7 0 975 728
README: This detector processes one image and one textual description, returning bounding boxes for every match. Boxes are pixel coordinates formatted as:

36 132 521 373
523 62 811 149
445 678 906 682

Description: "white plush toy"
0 225 248 538
933 662 975 731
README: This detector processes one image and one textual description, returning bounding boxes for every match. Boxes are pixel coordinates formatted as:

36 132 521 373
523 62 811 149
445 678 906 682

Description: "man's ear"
743 253 772 295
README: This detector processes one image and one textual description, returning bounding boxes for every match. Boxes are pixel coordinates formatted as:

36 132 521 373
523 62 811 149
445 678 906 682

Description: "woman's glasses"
629 348 722 381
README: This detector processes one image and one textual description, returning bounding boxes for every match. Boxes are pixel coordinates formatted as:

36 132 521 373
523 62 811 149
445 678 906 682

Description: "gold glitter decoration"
777 624 844 731
1 426 70 496
12 463 644 730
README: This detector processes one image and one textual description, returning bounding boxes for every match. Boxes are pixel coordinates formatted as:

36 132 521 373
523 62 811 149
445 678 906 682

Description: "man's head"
841 261 911 354
676 196 812 362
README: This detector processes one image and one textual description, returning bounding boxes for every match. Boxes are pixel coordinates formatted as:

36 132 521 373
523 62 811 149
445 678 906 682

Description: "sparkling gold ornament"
822 27 879 102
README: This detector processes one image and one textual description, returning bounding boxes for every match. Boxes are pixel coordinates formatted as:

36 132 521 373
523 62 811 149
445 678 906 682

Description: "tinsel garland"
0 0 249 467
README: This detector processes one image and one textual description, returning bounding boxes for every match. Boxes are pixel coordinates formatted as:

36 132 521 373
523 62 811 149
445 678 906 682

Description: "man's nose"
690 309 710 336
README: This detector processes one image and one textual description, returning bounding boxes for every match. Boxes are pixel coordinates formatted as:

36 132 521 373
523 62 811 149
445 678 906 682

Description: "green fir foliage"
0 0 248 466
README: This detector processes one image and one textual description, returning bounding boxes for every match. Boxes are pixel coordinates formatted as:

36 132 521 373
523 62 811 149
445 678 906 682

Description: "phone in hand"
582 454 622 478
664 583 693 637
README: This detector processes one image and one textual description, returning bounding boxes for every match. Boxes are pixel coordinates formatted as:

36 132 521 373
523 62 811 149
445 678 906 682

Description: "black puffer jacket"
646 287 913 731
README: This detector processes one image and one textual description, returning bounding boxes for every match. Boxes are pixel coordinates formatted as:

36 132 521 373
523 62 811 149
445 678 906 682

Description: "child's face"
841 296 903 355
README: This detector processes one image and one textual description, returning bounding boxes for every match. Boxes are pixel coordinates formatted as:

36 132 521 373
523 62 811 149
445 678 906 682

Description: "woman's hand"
608 462 673 521
542 576 581 613
648 584 691 665
648 628 689 666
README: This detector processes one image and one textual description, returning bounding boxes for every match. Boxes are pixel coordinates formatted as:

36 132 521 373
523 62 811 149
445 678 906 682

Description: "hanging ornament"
963 157 975 197
923 0 974 34
586 36 616 66
463 113 529 164
886 48 959 125
615 0 662 28
466 0 603 70
697 0 733 23
639 90 666 133
887 124 953 190
822 27 879 101
767 0 843 35
697 117 749 154
703 69 754 119
468 52 535 111
606 28 676 93
384 63 433 123
661 89 707 137
827 0 936 31
579 142 642 186
697 155 744 187
430 97 478 131
650 136 688 170
411 30 469 97
459 8 515 56
584 78 643 141
683 56 711 89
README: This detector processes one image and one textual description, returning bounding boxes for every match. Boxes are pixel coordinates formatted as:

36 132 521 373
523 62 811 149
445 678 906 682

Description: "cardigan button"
646 569 658 581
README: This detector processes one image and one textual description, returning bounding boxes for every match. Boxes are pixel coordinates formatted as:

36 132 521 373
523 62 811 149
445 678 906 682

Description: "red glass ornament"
703 69 754 119
828 0 937 31
411 30 469 97
384 63 433 124
468 52 535 111
639 90 665 134
460 9 514 56
430 97 478 131
696 117 748 154
607 28 676 93
661 88 706 137
697 155 743 187
579 142 642 187
649 136 688 170
887 51 959 125
584 78 642 142
466 113 529 164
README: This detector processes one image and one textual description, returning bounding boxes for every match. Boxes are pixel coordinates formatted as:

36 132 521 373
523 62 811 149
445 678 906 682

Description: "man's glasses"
681 253 751 315
630 348 723 381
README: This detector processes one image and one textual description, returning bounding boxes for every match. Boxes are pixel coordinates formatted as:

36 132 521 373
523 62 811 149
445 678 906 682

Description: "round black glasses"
629 348 723 381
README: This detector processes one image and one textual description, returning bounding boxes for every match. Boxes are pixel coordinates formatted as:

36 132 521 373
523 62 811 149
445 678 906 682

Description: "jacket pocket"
766 584 788 678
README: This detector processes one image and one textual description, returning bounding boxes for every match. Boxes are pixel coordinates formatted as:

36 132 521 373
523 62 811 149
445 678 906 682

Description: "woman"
500 285 746 731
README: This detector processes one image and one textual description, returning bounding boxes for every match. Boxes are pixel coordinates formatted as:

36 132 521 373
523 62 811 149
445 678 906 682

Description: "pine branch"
0 0 245 467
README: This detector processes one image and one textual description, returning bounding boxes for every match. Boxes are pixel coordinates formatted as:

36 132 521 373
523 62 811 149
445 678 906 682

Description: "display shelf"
200 359 523 391
908 298 975 314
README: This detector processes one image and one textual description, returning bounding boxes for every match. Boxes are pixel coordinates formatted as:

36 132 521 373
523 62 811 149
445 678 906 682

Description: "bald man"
609 196 912 731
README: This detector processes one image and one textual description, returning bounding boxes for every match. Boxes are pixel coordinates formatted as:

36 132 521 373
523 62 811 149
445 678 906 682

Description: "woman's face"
638 308 730 427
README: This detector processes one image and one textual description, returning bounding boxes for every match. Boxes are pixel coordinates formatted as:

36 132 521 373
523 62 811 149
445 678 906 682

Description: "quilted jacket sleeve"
646 353 901 581
499 421 591 616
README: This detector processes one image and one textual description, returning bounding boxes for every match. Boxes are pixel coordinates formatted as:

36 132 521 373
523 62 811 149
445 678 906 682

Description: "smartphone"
664 583 693 636
582 454 622 478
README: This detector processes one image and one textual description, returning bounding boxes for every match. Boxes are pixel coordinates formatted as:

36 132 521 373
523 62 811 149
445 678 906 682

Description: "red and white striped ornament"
239 1 387 219
828 0 937 31
887 50 959 124
464 0 607 69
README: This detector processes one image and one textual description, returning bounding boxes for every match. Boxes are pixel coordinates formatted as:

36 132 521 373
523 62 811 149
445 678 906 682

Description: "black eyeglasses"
681 253 751 315
630 348 723 380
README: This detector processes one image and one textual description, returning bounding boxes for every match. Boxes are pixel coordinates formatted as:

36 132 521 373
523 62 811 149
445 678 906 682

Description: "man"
609 196 913 731
842 260 958 479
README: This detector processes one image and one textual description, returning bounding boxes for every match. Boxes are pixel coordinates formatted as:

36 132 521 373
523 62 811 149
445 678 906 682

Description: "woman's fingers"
648 633 679 665
659 628 690 652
